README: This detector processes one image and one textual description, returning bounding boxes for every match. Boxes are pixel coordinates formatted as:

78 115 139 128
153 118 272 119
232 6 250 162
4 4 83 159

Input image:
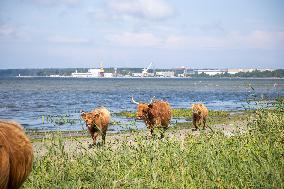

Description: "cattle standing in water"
192 103 209 130
0 120 33 189
81 107 111 145
131 97 172 138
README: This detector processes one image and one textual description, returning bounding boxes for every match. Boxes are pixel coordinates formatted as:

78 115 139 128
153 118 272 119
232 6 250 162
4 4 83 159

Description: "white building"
71 68 104 78
104 73 113 78
227 68 257 74
155 71 175 77
227 69 241 74
196 69 226 76
132 72 154 77
258 68 273 72
132 73 143 77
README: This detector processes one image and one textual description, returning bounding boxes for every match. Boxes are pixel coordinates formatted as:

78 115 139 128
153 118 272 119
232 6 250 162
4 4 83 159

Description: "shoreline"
4 76 284 79
27 109 248 141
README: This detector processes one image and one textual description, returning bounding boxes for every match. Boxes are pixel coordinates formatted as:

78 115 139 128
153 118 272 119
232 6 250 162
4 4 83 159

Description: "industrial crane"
142 62 152 77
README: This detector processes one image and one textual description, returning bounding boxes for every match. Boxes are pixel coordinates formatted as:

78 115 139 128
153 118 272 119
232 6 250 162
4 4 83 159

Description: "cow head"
192 104 202 115
81 111 100 127
131 96 154 120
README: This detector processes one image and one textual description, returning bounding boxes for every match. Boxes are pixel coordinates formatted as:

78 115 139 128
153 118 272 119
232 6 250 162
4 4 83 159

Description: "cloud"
0 25 31 41
198 22 225 32
204 31 284 49
26 0 81 6
48 35 91 44
0 25 17 37
245 31 284 49
163 31 284 50
164 35 186 48
106 30 284 50
95 0 175 21
105 32 226 49
106 32 162 47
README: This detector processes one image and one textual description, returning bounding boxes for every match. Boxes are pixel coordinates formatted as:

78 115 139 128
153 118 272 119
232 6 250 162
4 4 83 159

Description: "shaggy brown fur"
192 103 209 130
0 120 33 189
134 100 172 137
81 107 111 145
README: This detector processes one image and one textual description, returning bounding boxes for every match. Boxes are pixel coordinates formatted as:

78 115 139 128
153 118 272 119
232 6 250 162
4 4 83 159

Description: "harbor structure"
71 63 113 78
71 68 104 78
156 71 175 77
132 62 154 77
196 69 227 76
227 68 256 74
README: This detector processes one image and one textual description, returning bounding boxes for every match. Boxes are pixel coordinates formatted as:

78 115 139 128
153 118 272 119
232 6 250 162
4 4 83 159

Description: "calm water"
0 77 283 131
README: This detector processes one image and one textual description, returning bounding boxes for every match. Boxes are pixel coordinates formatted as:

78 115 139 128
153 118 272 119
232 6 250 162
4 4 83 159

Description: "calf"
81 107 111 145
192 103 209 130
0 120 33 189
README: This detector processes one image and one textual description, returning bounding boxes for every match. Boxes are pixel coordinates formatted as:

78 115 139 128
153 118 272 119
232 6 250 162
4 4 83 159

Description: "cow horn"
149 96 155 104
131 96 139 105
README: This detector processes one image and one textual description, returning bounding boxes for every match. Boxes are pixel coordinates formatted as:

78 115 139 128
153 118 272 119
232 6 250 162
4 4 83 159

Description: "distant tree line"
0 68 80 77
234 69 284 78
190 69 284 78
0 68 283 78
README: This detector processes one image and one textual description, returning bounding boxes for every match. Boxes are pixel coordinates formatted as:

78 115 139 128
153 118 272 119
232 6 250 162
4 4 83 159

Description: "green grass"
23 106 284 189
171 111 247 130
115 108 229 119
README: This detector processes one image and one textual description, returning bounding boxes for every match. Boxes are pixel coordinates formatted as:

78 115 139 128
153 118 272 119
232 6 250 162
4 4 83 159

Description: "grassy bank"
115 109 229 119
23 104 284 188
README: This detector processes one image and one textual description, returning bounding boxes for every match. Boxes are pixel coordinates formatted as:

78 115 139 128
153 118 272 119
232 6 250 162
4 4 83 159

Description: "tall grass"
24 105 283 188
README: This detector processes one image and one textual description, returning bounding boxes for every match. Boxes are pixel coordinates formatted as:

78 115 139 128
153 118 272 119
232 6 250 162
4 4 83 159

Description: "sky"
0 0 283 69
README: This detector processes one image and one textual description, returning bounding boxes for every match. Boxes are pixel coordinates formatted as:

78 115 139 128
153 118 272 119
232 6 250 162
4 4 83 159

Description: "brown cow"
0 120 33 189
131 97 172 137
81 107 111 145
192 103 209 130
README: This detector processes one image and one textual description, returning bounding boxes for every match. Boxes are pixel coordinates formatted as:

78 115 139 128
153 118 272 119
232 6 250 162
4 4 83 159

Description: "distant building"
227 69 241 74
49 74 65 77
132 73 143 77
155 71 175 77
196 69 226 76
71 68 104 78
132 72 154 77
104 73 113 78
173 66 195 77
258 68 274 72
186 69 196 75
242 68 256 72
227 68 263 74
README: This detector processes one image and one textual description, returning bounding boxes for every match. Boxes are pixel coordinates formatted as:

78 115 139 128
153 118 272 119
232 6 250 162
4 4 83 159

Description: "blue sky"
0 0 283 69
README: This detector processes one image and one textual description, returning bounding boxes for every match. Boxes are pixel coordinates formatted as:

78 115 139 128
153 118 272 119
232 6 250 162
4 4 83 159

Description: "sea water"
0 77 283 131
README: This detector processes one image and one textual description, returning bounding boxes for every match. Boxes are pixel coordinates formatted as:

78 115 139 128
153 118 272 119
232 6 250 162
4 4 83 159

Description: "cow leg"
155 118 161 126
101 131 106 145
192 118 198 130
87 126 95 145
203 118 206 130
92 132 99 145
87 126 99 146
160 127 168 139
150 128 154 136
